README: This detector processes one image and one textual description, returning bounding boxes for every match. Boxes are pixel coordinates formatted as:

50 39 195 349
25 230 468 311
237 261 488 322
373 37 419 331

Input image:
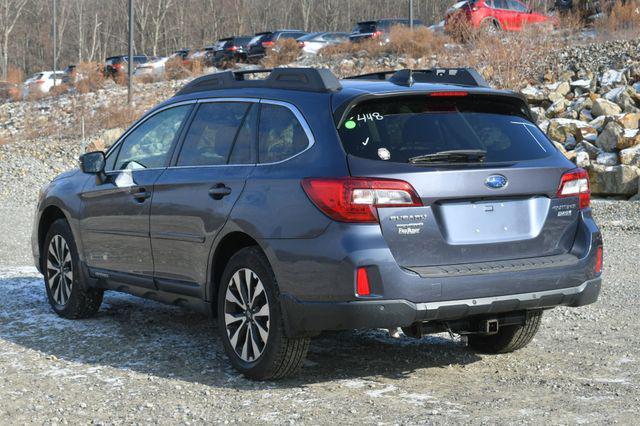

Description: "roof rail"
175 68 342 96
345 68 490 88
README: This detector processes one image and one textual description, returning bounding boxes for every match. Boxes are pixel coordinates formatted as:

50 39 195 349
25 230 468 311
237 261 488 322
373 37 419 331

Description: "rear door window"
177 102 250 166
337 95 554 165
258 103 309 163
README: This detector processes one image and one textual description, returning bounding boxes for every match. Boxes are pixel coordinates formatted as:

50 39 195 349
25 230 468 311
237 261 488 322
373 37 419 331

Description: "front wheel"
468 310 543 354
217 247 309 380
43 219 103 319
480 18 501 35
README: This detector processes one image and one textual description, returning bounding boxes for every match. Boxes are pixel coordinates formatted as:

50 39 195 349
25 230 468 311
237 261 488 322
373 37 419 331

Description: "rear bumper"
281 277 601 336
262 209 602 337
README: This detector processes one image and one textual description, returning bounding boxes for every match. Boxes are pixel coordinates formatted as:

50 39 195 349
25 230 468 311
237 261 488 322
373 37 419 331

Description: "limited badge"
378 148 391 160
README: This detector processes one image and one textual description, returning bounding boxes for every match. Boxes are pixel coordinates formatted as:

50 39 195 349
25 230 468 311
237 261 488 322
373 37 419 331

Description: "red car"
445 0 555 33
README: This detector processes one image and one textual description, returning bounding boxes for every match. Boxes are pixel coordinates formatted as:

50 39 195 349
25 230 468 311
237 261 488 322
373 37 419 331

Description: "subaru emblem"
485 174 508 189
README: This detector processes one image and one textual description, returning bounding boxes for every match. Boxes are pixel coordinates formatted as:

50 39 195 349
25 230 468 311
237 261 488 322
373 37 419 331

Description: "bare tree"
3 0 467 76
0 0 28 79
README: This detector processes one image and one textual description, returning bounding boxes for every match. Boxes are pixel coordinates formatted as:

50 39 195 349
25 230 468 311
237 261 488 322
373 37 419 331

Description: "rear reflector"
356 267 371 296
595 246 603 274
301 177 422 223
557 168 590 209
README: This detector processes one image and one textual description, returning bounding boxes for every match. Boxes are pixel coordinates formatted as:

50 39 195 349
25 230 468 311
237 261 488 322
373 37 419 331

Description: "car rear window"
337 95 555 165
235 37 253 46
355 22 377 33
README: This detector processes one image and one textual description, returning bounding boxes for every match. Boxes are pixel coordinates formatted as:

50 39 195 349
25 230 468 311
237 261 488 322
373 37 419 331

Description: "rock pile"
521 65 640 197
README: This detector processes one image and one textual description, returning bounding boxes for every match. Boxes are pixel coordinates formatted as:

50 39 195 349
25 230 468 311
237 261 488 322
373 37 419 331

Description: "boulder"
595 121 625 151
620 128 640 149
577 141 602 159
596 152 618 166
620 145 640 167
520 85 546 103
546 99 570 117
592 98 622 117
575 150 591 167
530 106 545 123
546 81 571 97
588 115 607 132
617 90 639 113
588 164 639 196
570 79 592 90
546 118 597 145
548 91 566 103
614 113 640 129
600 69 625 87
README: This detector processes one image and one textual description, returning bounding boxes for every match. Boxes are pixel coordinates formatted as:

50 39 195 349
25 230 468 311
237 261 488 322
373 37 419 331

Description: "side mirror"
80 151 105 174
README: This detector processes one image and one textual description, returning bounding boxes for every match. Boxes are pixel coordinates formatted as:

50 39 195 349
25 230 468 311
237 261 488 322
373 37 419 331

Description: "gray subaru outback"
32 68 603 380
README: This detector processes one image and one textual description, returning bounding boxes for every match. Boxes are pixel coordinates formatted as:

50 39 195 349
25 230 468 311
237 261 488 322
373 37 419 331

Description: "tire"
43 219 103 319
480 18 501 35
468 310 543 354
217 246 310 380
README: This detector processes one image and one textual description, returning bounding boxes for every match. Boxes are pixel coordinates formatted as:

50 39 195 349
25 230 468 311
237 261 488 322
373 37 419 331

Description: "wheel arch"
481 16 502 30
209 230 267 317
38 205 70 269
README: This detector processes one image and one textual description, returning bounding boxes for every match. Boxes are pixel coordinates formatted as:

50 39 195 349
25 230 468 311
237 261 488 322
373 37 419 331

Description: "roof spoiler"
175 68 342 96
345 68 490 88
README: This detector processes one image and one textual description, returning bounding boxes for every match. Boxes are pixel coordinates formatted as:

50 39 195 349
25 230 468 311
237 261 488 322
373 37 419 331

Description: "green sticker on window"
344 120 356 129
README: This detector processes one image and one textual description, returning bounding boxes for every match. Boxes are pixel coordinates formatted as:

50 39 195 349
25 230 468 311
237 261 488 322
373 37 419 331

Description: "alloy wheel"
223 268 270 362
46 235 73 306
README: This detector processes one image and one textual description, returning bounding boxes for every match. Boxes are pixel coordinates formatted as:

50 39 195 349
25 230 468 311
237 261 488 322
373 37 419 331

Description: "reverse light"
301 177 422 223
356 267 371 296
595 246 603 274
557 168 590 209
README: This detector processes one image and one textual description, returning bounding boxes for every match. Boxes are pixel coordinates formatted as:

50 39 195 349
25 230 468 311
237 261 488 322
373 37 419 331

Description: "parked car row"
16 6 556 96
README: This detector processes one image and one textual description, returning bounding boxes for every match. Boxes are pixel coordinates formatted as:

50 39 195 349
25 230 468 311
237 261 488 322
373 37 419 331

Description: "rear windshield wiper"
408 149 487 164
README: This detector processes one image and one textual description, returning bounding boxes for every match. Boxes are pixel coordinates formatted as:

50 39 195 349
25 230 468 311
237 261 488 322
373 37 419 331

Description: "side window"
176 102 249 166
493 0 508 9
507 0 528 11
258 103 310 163
113 105 190 170
229 103 258 164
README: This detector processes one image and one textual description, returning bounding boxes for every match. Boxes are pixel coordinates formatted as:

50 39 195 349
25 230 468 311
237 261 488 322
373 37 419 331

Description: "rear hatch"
337 92 582 268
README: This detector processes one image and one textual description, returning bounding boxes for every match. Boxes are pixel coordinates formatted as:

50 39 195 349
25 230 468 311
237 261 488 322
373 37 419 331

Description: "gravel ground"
0 199 638 424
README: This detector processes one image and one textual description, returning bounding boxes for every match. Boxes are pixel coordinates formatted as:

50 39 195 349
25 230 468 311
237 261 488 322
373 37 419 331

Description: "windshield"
337 95 554 165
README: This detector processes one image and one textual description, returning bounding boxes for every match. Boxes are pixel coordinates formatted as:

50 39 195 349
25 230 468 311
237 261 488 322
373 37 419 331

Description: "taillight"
261 41 274 47
301 177 422 223
226 46 238 51
372 30 383 38
356 267 371 296
557 168 590 209
595 246 603 274
35 80 45 84
298 41 305 48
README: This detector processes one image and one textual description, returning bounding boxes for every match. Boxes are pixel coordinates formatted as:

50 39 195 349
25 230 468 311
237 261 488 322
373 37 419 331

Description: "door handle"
209 183 232 200
129 187 151 202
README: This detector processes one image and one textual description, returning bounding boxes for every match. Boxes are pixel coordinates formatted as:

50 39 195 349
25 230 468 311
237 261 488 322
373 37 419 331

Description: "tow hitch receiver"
484 319 499 335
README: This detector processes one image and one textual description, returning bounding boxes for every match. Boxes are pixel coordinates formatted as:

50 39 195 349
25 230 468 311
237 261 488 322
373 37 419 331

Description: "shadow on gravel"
0 269 481 389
